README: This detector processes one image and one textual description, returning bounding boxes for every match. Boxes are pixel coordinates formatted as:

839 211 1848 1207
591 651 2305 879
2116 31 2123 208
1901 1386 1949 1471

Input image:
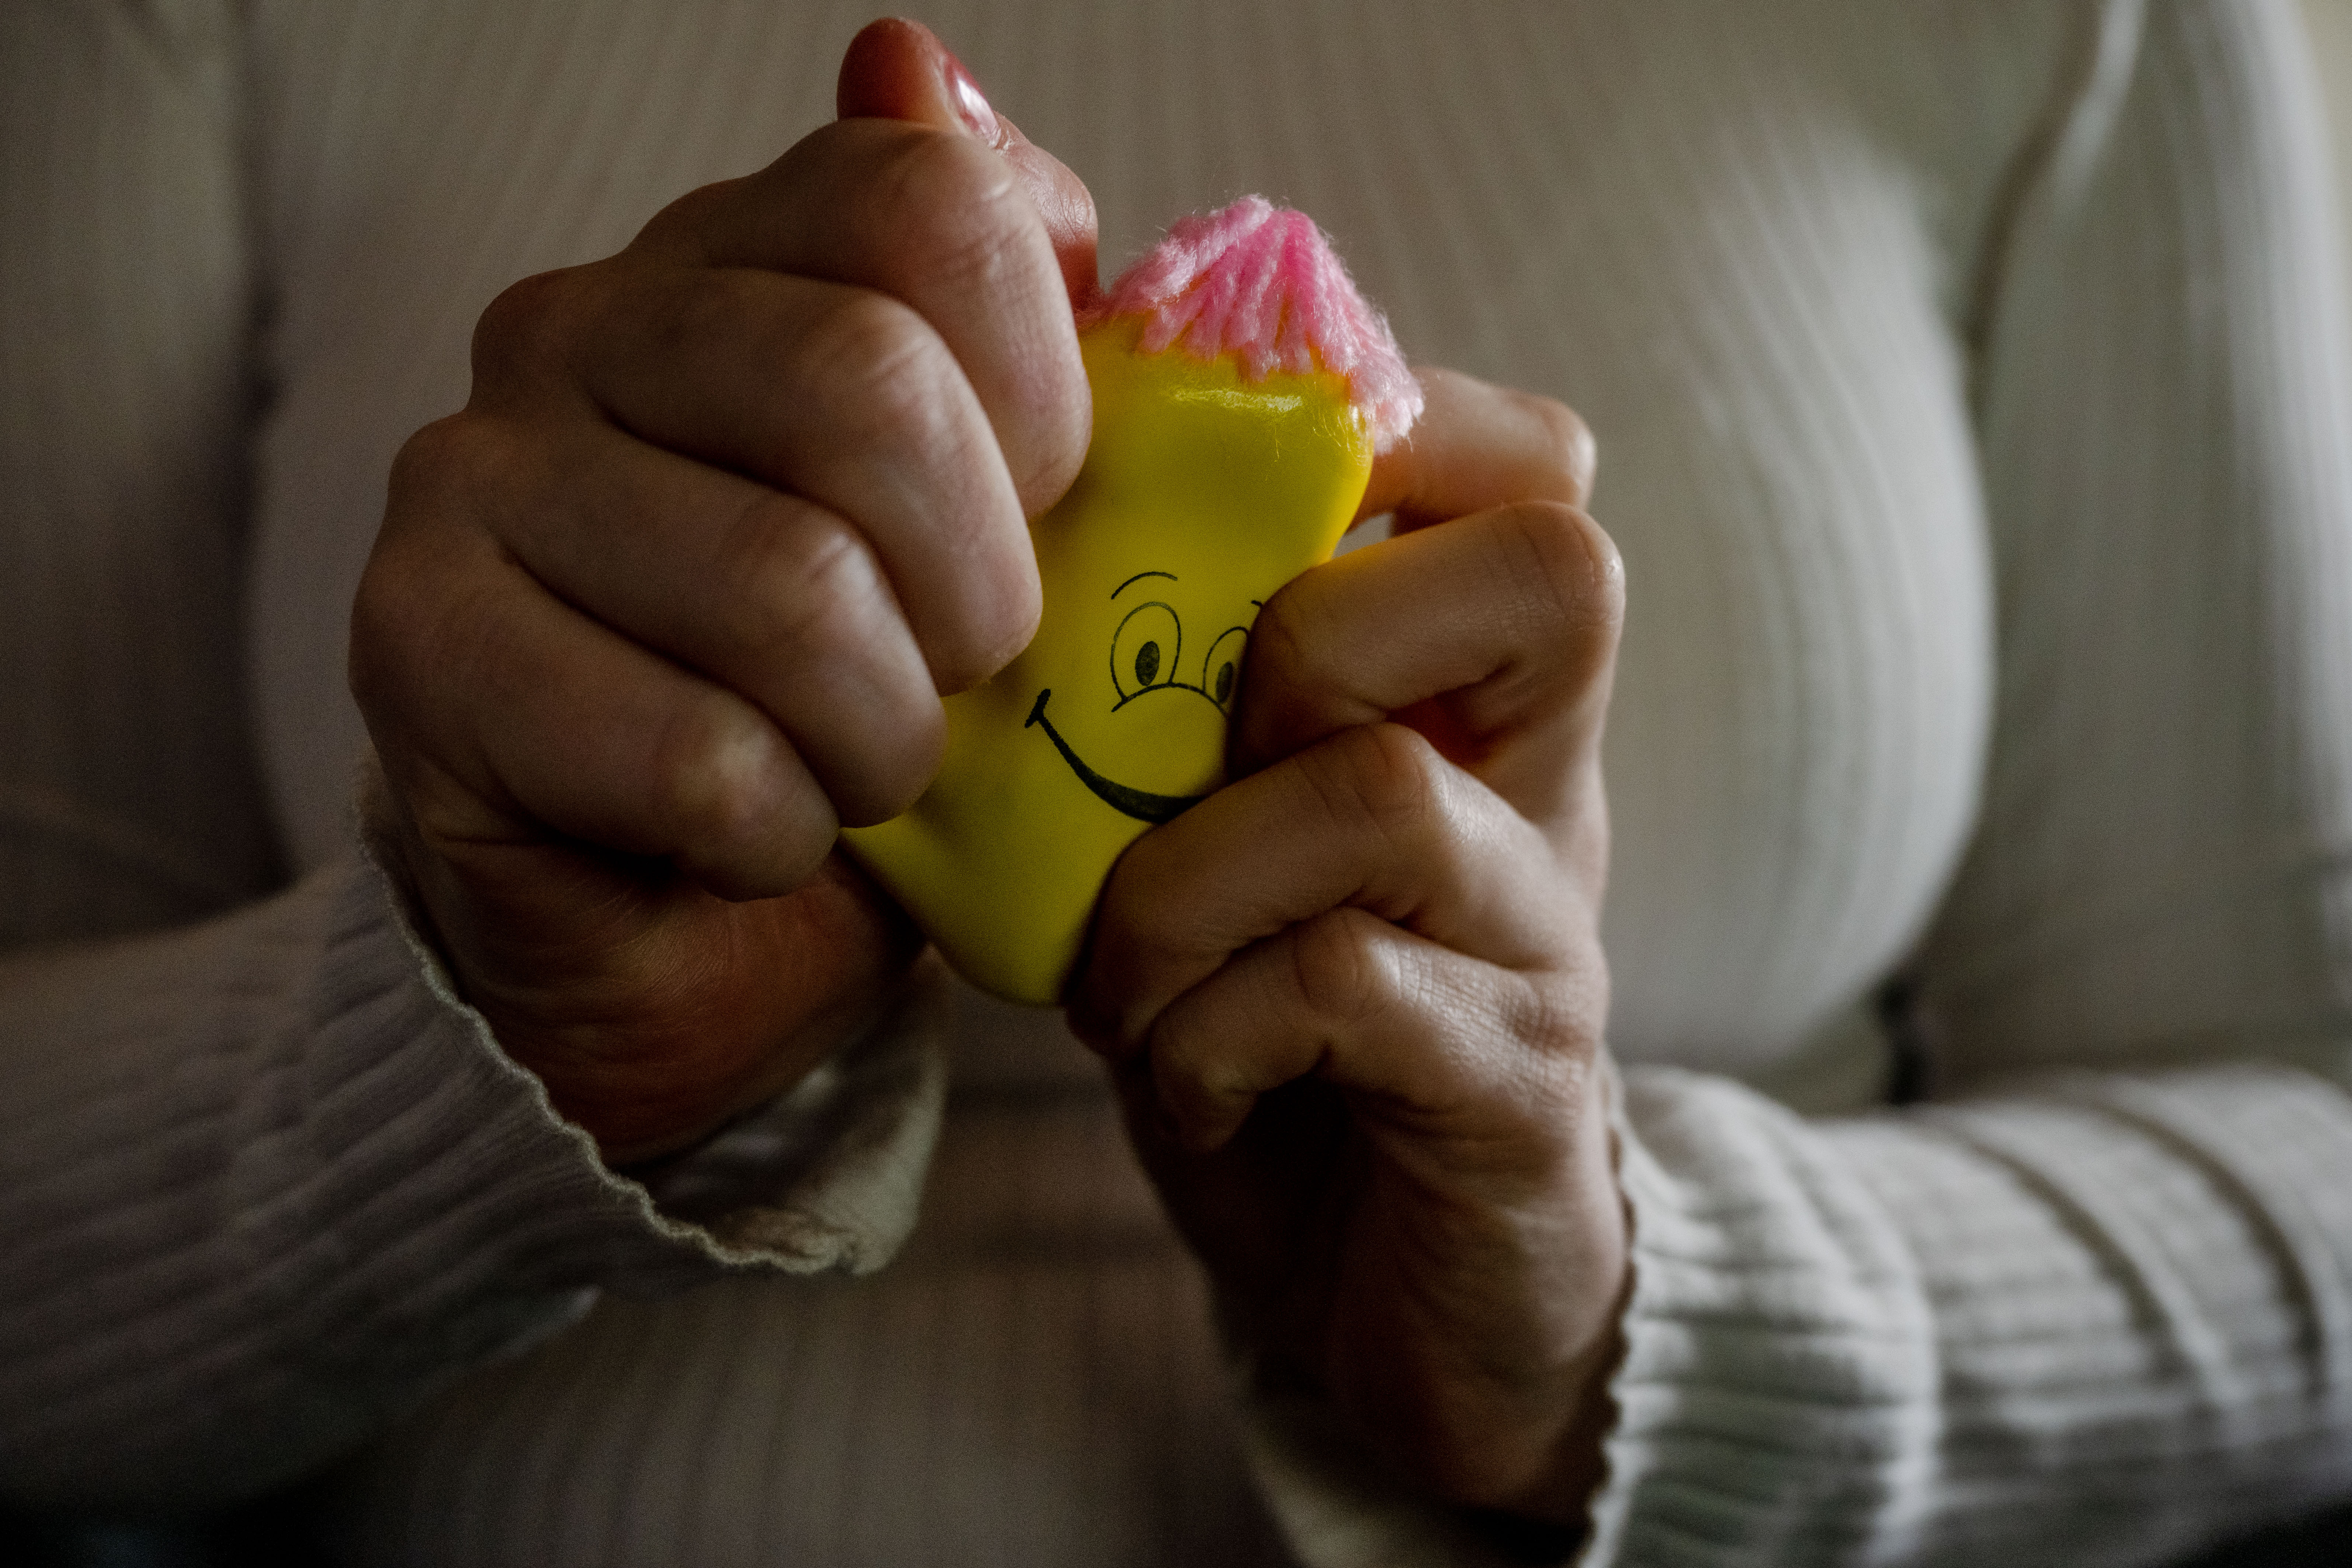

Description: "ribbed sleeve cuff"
1580 1066 1935 1565
1222 1065 1940 1568
1583 1061 2352 1565
0 855 948 1508
361 843 952 1285
327 848 952 1296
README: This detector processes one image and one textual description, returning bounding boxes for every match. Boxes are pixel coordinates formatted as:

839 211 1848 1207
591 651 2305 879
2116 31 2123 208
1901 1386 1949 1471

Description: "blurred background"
2309 1 2352 259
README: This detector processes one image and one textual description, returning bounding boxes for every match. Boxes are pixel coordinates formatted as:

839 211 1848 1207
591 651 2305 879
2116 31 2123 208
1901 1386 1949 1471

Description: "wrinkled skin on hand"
350 20 1097 1161
352 12 1630 1530
1072 370 1629 1524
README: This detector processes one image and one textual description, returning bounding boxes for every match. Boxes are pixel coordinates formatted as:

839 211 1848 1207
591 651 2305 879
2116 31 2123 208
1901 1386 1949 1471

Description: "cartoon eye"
1111 601 1181 704
1202 626 1248 709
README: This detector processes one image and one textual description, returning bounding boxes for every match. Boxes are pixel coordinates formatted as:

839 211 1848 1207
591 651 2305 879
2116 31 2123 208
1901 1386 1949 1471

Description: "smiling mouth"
1025 689 1208 825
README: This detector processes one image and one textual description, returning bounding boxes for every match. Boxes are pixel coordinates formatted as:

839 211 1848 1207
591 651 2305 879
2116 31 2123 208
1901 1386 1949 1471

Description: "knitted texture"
1082 196 1423 451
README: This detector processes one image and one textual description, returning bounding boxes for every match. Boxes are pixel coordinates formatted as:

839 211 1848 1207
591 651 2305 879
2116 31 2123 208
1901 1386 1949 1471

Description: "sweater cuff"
0 848 948 1509
1579 1066 1934 1566
346 842 951 1291
1219 1064 1930 1568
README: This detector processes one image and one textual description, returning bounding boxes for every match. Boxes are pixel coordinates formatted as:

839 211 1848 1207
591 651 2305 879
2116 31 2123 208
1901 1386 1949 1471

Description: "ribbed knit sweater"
7 2 2352 1564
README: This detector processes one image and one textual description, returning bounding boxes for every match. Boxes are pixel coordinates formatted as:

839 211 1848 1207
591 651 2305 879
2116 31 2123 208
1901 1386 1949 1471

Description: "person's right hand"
349 20 1098 1164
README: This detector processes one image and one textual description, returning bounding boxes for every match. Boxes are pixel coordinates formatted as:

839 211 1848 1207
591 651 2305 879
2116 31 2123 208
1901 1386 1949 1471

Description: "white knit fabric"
6 0 2352 1563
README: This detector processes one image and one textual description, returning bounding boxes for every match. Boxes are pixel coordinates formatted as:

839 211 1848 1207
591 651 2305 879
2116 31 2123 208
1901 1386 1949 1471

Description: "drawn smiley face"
1022 570 1256 825
838 318 1373 1004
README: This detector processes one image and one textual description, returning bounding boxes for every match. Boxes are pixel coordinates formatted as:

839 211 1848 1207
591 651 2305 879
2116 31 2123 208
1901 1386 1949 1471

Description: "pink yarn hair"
1080 196 1423 452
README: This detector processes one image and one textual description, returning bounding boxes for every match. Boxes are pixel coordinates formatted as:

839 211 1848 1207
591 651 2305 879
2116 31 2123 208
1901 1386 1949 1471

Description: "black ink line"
1025 689 1206 824
1111 570 1178 599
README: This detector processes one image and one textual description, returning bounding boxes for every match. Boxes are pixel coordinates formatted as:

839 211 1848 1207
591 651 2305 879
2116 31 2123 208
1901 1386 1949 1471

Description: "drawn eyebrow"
1111 570 1178 599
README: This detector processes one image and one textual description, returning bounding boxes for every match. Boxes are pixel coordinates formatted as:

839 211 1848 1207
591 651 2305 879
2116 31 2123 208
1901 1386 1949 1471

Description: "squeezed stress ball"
841 197 1424 1004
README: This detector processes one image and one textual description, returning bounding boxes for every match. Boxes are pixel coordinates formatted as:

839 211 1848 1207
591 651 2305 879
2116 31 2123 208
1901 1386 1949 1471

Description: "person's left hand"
1070 368 1626 1526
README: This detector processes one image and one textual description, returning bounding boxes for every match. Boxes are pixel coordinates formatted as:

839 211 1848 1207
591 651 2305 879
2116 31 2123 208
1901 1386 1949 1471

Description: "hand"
349 21 1097 1162
1071 370 1626 1524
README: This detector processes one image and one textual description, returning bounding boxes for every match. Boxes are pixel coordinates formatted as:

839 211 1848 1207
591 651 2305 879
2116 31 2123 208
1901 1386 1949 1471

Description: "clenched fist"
350 20 1094 1161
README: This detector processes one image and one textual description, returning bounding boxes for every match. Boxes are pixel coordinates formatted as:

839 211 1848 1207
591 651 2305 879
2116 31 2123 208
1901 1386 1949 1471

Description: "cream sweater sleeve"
1248 4 2352 1565
1596 4 2352 1561
0 0 944 1512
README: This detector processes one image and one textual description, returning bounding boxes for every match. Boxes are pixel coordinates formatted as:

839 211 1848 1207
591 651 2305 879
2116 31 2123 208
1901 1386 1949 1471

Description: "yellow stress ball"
841 197 1423 1004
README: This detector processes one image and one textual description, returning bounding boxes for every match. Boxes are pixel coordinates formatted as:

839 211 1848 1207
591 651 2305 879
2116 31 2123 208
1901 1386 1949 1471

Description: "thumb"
836 18 1100 306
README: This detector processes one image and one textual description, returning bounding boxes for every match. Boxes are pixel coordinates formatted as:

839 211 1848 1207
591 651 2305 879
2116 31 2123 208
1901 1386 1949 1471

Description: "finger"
543 266 1033 693
996 112 1104 307
354 486 835 899
1076 723 1584 1056
1236 501 1624 803
834 18 1101 305
476 414 946 825
1359 367 1597 526
643 120 1088 519
1142 909 1592 1155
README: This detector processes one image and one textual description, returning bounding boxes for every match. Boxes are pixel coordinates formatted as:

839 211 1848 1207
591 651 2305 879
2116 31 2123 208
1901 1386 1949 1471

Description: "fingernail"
942 51 1001 145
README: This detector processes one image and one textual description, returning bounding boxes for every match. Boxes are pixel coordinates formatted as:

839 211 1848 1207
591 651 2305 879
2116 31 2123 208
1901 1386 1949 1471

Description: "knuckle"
385 413 495 513
797 290 963 452
1246 588 1310 680
1508 388 1598 503
713 495 883 665
346 553 418 720
706 501 943 823
1497 500 1626 644
869 132 1034 294
1510 968 1604 1064
1323 722 1450 850
471 266 588 383
788 292 1036 688
358 420 510 713
860 133 1086 510
1495 983 1612 1169
1246 583 1344 706
647 697 805 861
345 577 400 723
1288 910 1394 1028
636 178 739 254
